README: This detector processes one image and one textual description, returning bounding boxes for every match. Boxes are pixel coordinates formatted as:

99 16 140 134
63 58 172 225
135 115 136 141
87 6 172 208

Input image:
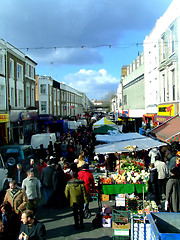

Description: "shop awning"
96 133 146 143
95 136 166 154
150 115 180 143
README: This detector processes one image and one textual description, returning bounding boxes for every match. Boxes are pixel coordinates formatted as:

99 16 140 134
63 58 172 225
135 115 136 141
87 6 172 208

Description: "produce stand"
101 183 147 195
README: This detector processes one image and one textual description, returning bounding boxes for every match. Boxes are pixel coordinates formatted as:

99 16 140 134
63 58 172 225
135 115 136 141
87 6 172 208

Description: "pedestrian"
149 147 161 164
48 141 54 158
65 171 88 229
12 163 26 187
37 159 47 177
169 151 180 170
166 166 180 212
18 209 46 240
147 163 160 205
78 164 95 218
22 170 41 214
38 144 47 161
61 140 68 158
26 158 40 180
52 164 66 207
77 151 86 169
154 153 168 199
3 180 28 217
63 162 73 182
98 154 114 172
41 160 55 206
0 202 20 240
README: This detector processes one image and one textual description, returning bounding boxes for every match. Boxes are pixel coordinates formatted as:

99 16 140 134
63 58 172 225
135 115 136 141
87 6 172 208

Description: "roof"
150 115 180 143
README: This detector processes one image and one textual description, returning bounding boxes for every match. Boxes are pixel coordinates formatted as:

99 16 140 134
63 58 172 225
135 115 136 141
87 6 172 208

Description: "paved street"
36 200 114 240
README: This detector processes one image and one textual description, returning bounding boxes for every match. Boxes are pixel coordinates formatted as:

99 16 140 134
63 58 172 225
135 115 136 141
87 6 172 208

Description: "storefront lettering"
158 104 175 116
0 114 9 123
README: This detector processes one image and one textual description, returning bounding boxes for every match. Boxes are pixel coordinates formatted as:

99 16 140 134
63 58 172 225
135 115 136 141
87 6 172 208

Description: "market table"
101 183 148 195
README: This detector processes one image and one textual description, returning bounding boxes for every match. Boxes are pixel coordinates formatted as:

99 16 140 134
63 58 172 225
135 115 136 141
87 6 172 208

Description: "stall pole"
118 153 121 174
143 149 145 170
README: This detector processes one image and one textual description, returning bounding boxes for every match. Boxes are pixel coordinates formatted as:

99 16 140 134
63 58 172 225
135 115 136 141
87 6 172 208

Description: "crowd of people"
0 123 180 239
0 125 98 239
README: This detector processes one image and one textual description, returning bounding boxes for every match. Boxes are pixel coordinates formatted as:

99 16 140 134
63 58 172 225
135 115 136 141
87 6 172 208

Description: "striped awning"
151 115 180 143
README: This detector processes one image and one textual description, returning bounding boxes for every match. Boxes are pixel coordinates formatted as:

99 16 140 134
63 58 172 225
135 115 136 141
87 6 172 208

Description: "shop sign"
158 104 175 116
0 114 9 123
122 110 129 117
70 106 74 109
155 115 171 123
20 112 31 120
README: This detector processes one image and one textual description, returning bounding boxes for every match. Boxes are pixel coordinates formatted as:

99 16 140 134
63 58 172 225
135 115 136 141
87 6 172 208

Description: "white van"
77 119 87 127
0 154 10 193
31 133 57 149
68 121 78 130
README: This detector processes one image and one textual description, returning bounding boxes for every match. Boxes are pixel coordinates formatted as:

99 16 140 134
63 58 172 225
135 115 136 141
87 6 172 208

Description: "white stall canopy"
95 137 166 154
96 133 146 143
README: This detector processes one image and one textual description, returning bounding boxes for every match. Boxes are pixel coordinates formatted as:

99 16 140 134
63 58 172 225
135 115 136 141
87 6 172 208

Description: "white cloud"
64 69 119 100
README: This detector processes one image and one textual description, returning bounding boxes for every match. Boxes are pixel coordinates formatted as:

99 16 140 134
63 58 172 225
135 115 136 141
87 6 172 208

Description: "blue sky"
0 0 174 100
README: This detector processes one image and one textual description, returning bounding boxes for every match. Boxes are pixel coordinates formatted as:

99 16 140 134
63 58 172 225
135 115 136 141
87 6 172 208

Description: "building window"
9 59 14 78
25 63 29 77
18 89 23 107
26 86 30 106
11 87 15 107
171 69 175 101
41 101 47 112
124 95 127 105
160 34 166 61
169 24 175 54
17 64 23 81
31 87 35 106
0 85 5 106
0 54 4 74
30 66 34 79
40 84 46 94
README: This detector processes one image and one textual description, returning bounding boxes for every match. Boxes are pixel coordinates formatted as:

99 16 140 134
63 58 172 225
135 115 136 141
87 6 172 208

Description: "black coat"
166 175 180 212
19 219 46 240
41 166 54 188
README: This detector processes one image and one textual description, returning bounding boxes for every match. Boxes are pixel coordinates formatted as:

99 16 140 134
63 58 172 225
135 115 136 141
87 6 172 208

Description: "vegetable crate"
112 210 131 224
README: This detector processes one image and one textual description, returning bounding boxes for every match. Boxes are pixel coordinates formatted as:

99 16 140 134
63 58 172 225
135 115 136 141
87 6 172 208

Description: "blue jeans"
42 186 53 203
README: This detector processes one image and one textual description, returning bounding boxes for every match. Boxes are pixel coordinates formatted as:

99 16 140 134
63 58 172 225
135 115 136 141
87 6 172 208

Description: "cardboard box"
112 222 131 230
114 229 130 236
101 194 109 201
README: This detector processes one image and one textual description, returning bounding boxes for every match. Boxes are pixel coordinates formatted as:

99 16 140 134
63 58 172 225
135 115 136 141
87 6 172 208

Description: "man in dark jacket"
41 161 55 206
147 163 159 205
18 210 46 240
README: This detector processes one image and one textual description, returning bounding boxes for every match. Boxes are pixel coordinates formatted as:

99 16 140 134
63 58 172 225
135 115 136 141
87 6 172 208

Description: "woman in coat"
166 166 180 212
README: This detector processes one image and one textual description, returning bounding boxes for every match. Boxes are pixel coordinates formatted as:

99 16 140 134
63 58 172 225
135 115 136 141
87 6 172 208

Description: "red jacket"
78 169 95 196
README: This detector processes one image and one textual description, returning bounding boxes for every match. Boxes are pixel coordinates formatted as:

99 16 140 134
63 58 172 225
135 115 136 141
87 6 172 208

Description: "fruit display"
100 176 112 184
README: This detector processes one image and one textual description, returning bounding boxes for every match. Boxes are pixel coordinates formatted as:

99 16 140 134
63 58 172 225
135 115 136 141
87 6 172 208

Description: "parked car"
0 153 12 201
0 145 37 177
